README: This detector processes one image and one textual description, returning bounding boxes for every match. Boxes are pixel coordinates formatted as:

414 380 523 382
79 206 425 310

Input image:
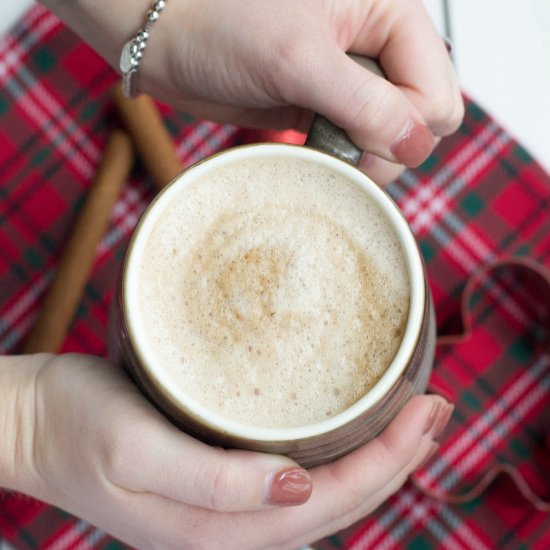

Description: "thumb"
285 43 434 167
111 420 312 512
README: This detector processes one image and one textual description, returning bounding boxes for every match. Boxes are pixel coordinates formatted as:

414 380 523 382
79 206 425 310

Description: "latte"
137 155 410 428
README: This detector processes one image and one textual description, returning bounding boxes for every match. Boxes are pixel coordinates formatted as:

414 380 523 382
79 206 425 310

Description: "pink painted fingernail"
432 403 454 439
424 402 454 439
424 401 442 435
390 119 434 167
264 468 312 506
424 400 454 436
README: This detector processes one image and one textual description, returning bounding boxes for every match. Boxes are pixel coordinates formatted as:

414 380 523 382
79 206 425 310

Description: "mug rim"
123 143 426 441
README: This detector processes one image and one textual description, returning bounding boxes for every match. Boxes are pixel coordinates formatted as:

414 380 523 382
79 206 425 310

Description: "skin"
41 0 464 183
2 0 462 547
1 354 451 549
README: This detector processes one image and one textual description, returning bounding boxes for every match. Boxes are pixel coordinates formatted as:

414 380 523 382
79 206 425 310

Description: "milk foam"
137 156 410 428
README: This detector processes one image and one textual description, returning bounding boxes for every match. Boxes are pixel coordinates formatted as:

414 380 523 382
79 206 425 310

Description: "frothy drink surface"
137 156 409 428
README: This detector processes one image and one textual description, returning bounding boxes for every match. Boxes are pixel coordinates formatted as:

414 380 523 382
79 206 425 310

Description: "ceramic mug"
111 59 436 468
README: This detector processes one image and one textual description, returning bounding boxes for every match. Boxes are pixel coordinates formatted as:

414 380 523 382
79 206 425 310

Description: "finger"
107 415 311 512
242 394 452 548
295 400 451 549
279 39 435 167
360 154 406 186
360 136 442 186
165 97 313 132
288 440 442 550
353 0 464 136
99 396 451 550
310 395 451 511
302 430 445 547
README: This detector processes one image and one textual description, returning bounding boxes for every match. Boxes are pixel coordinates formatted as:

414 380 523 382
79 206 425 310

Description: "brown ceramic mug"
110 59 436 468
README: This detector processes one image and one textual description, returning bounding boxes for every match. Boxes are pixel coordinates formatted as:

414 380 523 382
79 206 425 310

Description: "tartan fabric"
2 5 550 549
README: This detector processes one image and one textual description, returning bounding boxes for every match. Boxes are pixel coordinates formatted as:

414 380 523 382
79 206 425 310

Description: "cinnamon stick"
113 83 183 191
22 130 134 354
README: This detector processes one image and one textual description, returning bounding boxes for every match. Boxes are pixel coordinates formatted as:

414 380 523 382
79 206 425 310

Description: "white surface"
1 0 549 172
422 0 447 35
450 0 550 172
0 0 34 36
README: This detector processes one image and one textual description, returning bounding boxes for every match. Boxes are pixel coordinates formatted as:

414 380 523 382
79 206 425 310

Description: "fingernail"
424 401 441 435
424 402 454 438
264 468 312 506
432 403 454 439
416 442 440 471
390 119 434 167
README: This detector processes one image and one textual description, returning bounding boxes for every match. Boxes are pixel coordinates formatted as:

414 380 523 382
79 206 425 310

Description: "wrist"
0 354 49 494
38 0 149 70
38 0 179 99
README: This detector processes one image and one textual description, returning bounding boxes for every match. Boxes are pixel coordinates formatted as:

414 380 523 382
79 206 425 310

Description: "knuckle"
99 423 143 487
427 95 465 135
204 461 234 511
427 98 453 126
99 441 127 486
323 462 366 512
449 98 466 132
269 29 320 103
375 416 424 470
351 80 399 138
369 437 395 467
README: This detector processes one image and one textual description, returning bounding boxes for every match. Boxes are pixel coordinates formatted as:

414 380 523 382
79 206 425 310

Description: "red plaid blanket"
2 6 550 549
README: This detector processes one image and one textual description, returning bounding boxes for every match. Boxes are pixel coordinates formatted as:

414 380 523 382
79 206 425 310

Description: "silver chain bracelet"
119 0 168 98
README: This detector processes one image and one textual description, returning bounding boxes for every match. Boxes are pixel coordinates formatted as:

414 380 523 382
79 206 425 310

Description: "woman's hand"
40 0 464 184
1 353 452 549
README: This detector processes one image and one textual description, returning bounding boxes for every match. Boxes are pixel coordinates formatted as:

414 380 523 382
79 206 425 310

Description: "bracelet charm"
120 0 167 98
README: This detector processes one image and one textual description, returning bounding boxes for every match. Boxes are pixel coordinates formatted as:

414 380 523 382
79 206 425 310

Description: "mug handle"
304 56 385 166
